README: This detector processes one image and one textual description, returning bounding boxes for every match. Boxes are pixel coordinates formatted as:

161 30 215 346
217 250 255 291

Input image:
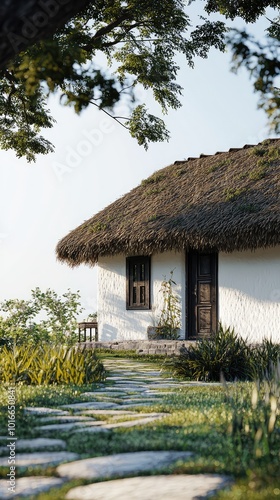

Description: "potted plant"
147 270 181 340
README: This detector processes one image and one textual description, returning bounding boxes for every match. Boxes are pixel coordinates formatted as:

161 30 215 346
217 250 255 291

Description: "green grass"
0 355 279 499
95 348 168 363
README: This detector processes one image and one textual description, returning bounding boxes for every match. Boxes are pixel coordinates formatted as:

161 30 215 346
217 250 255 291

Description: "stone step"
24 407 70 416
65 474 232 500
60 401 120 410
38 415 98 423
0 438 66 455
0 451 79 468
57 451 192 480
35 420 106 432
0 476 65 499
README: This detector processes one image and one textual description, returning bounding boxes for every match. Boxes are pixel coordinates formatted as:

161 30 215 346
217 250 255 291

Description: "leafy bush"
170 325 253 381
0 288 84 346
0 345 106 385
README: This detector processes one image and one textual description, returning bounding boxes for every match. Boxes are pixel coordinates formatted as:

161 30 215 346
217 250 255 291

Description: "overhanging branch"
0 0 93 69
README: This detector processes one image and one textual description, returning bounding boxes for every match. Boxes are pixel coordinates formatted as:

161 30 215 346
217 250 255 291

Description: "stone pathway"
65 474 230 500
0 358 230 499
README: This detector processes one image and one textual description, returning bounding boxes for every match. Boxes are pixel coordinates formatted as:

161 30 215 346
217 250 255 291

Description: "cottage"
56 139 280 343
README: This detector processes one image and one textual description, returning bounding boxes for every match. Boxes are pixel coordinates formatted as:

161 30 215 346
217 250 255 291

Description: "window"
126 256 151 310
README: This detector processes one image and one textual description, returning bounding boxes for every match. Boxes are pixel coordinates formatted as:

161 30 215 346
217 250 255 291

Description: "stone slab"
92 398 125 404
78 410 139 415
73 415 167 433
57 451 192 479
106 377 149 383
0 438 66 454
113 380 147 385
0 451 79 468
147 384 187 389
24 407 69 415
35 421 106 432
0 476 65 499
94 387 128 393
60 402 120 410
65 474 232 500
108 386 146 393
38 415 96 423
102 415 167 429
121 396 160 402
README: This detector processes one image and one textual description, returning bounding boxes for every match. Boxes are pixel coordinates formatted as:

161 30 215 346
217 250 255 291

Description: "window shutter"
126 256 150 310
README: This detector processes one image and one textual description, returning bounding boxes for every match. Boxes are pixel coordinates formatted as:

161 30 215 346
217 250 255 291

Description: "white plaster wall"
98 251 185 341
97 247 280 342
219 246 280 343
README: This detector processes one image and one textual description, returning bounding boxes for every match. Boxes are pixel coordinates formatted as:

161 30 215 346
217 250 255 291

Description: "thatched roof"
56 138 280 266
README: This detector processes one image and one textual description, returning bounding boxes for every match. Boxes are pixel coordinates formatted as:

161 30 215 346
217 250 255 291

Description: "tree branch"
91 10 132 42
85 19 148 50
89 100 130 129
0 0 93 69
266 17 280 28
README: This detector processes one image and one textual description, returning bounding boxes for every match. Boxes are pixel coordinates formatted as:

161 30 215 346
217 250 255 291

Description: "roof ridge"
173 138 279 165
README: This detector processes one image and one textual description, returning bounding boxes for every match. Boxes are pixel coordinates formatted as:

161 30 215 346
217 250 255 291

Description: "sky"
0 6 278 320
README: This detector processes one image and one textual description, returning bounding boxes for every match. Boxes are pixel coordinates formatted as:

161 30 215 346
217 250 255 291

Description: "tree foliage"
228 26 280 133
0 0 279 161
0 288 83 346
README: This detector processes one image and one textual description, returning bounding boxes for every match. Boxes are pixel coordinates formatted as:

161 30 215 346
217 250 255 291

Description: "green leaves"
0 72 55 161
170 325 254 381
170 325 280 383
31 287 84 344
128 105 170 150
0 0 278 160
157 270 181 339
0 0 226 160
227 17 280 133
0 288 84 346
0 344 106 385
205 0 279 22
225 361 280 465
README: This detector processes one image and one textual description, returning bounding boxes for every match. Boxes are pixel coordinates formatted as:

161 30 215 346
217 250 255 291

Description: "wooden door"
187 252 218 338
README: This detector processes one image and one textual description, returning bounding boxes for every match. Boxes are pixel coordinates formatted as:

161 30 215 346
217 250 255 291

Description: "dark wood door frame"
186 251 218 339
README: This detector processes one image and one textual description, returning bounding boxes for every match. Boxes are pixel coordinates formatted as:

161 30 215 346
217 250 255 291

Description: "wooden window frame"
126 256 151 310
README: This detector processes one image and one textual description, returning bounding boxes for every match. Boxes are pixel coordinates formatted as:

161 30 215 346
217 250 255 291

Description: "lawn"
0 352 279 499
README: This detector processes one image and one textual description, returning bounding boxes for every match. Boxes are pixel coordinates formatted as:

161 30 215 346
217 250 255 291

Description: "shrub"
252 338 280 379
225 360 280 472
0 344 106 385
170 325 253 381
0 288 84 346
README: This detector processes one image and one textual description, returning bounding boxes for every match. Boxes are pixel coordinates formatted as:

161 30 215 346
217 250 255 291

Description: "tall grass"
252 338 280 379
223 360 280 481
0 344 106 385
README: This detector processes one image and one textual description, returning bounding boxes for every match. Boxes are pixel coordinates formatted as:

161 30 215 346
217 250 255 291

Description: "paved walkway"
0 359 231 499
